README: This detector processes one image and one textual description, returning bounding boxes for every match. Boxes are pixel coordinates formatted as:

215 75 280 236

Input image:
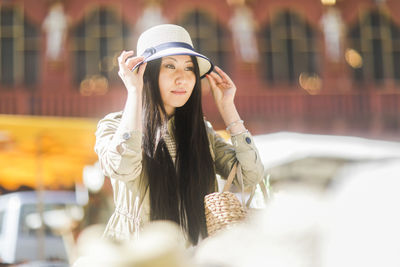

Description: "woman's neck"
160 108 175 122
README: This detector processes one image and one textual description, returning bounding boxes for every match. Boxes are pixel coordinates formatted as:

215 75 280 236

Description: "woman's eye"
165 64 175 69
185 66 195 72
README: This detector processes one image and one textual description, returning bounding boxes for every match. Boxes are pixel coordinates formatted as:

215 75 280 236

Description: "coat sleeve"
205 121 264 190
94 111 143 182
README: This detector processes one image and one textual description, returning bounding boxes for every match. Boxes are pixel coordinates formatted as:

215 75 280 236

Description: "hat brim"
132 47 213 78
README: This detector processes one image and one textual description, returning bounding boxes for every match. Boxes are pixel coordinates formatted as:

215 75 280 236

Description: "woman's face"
158 55 196 115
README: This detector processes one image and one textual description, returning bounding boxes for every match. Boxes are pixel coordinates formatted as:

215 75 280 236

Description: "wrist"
218 101 235 112
219 104 238 123
127 86 142 95
226 119 244 132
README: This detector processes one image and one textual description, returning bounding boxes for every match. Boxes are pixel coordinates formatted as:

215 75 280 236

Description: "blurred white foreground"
254 132 400 168
194 132 400 267
69 132 400 266
253 132 400 189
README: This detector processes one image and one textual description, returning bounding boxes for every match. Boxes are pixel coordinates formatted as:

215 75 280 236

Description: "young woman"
95 24 264 245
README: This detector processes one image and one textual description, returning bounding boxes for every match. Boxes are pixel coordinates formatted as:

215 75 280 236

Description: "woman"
95 24 264 245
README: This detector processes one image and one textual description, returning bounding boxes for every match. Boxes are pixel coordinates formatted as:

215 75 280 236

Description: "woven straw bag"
204 163 267 236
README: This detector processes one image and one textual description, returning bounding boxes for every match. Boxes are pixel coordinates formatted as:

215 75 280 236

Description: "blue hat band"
141 42 195 59
132 41 213 78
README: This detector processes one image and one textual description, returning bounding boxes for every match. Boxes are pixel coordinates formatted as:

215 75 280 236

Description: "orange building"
0 0 399 139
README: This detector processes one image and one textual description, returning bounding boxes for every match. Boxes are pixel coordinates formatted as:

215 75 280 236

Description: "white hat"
133 24 214 78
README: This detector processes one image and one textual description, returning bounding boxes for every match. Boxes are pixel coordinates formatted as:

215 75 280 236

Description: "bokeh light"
299 73 322 95
321 0 336 5
79 75 109 96
345 48 363 69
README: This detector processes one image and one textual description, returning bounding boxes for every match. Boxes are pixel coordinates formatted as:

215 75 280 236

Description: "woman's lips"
171 90 186 95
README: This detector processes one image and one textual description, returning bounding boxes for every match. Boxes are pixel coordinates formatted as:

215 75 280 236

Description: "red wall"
1 0 400 140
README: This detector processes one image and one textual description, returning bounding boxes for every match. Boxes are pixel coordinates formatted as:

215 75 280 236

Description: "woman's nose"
174 69 185 84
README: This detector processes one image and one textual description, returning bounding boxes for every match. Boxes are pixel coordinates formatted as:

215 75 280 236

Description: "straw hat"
133 24 214 78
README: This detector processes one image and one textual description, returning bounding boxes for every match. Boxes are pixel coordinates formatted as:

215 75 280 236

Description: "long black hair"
141 56 215 244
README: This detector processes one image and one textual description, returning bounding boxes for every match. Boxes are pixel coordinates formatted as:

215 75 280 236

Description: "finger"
117 50 126 64
126 56 145 70
117 51 135 71
131 61 145 73
118 51 135 72
118 50 133 63
215 66 234 84
125 56 136 67
209 72 223 85
206 74 218 90
121 50 135 63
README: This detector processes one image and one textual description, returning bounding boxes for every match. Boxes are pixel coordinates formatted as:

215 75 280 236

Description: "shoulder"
203 118 229 139
101 111 123 122
97 111 123 127
204 118 213 129
95 111 123 136
203 118 228 143
203 118 216 134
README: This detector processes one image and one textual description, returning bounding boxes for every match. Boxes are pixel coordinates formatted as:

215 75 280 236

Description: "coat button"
123 132 131 140
245 137 251 144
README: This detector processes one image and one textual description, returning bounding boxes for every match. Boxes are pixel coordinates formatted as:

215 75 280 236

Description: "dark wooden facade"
0 0 399 139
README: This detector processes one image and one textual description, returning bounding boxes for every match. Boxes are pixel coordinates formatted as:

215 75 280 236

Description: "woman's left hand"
206 66 236 109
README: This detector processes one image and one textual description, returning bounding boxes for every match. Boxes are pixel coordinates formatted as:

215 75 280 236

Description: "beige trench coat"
95 111 264 242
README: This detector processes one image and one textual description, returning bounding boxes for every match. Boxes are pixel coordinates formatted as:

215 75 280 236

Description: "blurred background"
0 0 399 265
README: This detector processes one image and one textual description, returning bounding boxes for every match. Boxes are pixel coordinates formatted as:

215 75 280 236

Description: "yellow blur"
216 130 230 141
0 115 231 191
0 115 98 190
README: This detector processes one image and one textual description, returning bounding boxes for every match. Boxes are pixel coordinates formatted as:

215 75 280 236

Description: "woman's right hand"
117 50 147 93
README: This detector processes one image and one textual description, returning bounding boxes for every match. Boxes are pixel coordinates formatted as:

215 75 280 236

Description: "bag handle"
222 162 237 192
245 173 270 208
222 162 270 208
222 162 246 207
